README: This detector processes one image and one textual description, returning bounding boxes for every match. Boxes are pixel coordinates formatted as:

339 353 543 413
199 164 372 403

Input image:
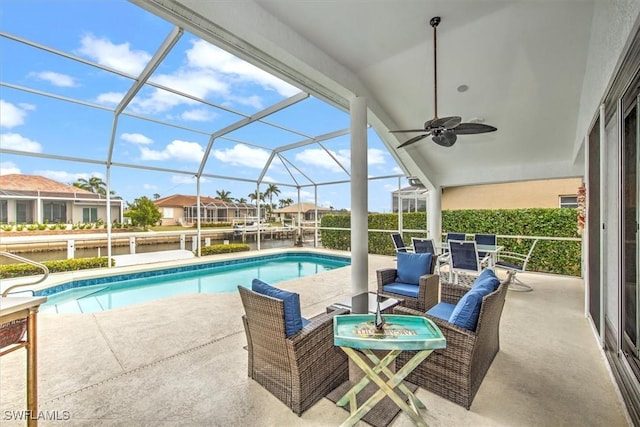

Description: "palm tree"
89 176 108 195
73 176 114 196
248 190 264 204
216 189 233 202
73 178 92 192
235 197 247 204
153 193 161 200
278 198 294 208
264 183 281 208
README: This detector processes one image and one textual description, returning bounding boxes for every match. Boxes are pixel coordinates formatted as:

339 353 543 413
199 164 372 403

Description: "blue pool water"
38 252 350 314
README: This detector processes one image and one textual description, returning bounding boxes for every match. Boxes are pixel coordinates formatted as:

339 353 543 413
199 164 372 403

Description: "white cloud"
293 147 386 172
368 148 386 165
34 170 104 184
295 148 350 173
139 140 205 162
95 92 125 106
391 166 403 174
171 174 207 184
0 133 42 152
186 40 300 98
30 71 77 87
0 161 21 175
128 39 301 115
212 144 271 169
0 100 35 129
143 183 158 190
180 108 218 122
121 133 152 145
77 34 151 75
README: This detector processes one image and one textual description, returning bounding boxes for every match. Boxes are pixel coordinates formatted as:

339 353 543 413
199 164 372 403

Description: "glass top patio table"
333 314 445 351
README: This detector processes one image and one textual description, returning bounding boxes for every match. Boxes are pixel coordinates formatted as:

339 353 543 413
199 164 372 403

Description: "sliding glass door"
622 71 640 368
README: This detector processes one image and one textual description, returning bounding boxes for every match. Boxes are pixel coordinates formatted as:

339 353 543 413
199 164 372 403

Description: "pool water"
39 253 350 314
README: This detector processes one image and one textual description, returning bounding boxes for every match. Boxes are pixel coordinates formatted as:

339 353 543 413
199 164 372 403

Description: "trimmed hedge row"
200 243 251 255
320 208 582 276
0 257 113 279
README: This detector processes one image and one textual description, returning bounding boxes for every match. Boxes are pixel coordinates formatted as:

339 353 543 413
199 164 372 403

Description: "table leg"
27 307 38 427
363 350 426 411
337 347 433 427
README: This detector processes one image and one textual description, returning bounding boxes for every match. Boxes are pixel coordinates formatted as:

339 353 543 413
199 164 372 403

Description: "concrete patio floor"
0 250 630 426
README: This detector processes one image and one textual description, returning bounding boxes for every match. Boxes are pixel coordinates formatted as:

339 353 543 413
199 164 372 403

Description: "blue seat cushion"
251 278 303 337
396 252 432 285
449 289 485 331
382 282 419 298
471 268 501 296
426 302 456 321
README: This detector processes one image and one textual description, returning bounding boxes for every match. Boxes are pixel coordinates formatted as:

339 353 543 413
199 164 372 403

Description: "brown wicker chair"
393 271 513 409
376 254 438 311
238 285 349 416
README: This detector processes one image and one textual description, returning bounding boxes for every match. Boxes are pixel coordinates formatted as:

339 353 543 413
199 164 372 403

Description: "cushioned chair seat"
425 302 456 321
382 282 419 298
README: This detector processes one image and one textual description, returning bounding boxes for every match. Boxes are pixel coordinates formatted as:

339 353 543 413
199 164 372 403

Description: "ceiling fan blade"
390 129 429 133
453 123 498 135
426 116 461 130
432 130 457 147
398 133 429 148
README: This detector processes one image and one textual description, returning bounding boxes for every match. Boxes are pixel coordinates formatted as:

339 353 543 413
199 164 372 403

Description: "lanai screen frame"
0 15 406 261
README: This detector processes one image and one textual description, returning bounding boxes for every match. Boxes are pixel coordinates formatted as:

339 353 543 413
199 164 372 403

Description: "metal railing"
1 251 49 297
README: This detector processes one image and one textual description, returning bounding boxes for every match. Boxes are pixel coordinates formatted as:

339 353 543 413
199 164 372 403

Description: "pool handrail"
1 251 49 297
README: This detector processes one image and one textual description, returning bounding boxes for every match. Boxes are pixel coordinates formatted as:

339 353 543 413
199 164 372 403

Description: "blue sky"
0 0 406 212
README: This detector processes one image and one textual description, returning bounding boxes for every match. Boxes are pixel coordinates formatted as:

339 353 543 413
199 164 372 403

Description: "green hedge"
0 257 113 279
320 208 582 276
200 243 251 256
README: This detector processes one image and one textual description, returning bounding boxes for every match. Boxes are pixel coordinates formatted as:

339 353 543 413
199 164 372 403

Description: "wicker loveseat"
238 284 348 415
393 270 513 409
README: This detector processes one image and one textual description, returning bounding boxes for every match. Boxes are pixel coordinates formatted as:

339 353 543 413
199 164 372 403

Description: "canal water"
2 236 302 263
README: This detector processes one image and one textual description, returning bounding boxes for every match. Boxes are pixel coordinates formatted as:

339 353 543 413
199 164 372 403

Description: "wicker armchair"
238 285 348 416
393 271 513 409
376 254 438 311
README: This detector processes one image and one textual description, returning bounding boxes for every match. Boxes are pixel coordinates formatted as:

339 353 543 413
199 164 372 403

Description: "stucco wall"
442 178 583 210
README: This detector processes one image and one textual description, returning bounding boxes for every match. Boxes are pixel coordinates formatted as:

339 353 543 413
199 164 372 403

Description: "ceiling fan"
391 16 497 148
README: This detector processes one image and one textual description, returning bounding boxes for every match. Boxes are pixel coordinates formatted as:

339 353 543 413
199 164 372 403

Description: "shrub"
0 257 114 279
320 208 582 276
200 243 250 256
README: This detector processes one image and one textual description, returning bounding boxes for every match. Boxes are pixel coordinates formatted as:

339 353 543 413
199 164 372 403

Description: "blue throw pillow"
448 289 484 331
251 278 303 337
396 252 432 285
471 268 501 296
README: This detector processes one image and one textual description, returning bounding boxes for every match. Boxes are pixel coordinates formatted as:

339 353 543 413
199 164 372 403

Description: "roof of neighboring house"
0 174 103 199
273 202 333 214
154 194 255 208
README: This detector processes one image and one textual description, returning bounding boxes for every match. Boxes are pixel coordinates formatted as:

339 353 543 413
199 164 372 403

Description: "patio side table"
333 314 446 427
0 296 47 427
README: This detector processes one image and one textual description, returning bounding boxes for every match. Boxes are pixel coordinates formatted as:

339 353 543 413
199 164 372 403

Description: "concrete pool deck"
0 249 630 426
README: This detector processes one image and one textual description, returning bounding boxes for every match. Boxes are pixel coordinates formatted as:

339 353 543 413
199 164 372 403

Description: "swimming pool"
37 252 350 314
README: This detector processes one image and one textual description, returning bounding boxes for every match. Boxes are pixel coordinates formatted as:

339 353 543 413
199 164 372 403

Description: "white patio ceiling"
134 0 616 191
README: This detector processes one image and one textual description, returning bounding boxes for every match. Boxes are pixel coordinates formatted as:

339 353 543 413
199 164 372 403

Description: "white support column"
196 177 202 257
314 185 319 248
256 183 261 251
428 188 442 241
350 96 368 297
